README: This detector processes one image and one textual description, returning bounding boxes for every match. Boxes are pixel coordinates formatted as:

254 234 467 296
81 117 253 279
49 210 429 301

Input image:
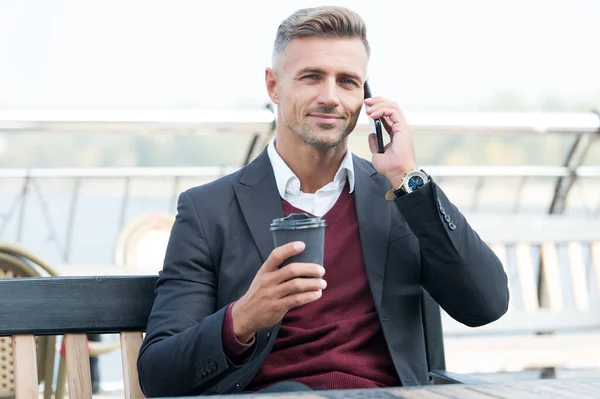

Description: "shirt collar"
267 137 355 198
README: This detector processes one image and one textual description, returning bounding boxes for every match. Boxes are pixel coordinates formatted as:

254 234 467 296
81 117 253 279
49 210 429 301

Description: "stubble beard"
296 121 350 150
279 105 360 150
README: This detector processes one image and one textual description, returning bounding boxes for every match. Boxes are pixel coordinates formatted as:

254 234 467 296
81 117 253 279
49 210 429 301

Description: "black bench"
0 275 476 398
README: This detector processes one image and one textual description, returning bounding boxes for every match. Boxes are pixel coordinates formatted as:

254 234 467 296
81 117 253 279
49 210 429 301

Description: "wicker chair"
0 242 60 399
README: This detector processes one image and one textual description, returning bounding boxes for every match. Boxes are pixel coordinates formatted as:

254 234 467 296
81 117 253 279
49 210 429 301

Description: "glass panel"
1 130 581 168
350 131 577 166
0 131 257 167
433 177 480 212
435 176 556 215
564 177 600 218
412 133 576 166
515 177 557 215
582 139 600 165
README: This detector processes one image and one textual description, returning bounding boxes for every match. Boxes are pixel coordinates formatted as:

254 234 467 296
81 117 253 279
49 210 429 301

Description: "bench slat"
43 336 56 399
64 333 92 399
592 242 600 302
541 243 563 310
567 241 590 311
121 331 145 399
0 275 157 336
514 243 539 312
12 334 38 399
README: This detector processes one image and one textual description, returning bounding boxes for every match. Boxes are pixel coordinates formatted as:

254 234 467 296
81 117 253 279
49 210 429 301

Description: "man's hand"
364 97 418 190
231 241 326 343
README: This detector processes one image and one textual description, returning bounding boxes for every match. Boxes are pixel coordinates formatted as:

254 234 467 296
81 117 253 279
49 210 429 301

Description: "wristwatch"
393 169 430 197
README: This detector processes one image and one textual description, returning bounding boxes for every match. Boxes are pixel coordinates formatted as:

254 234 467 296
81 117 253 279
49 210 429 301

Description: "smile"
310 114 342 124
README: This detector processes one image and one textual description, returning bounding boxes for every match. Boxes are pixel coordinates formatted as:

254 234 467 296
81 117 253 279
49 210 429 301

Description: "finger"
262 241 306 273
364 102 389 118
367 108 400 139
364 99 391 110
367 107 403 125
275 276 327 298
381 116 394 133
368 133 379 155
363 96 388 106
275 262 325 283
366 106 402 136
364 99 399 117
282 290 323 310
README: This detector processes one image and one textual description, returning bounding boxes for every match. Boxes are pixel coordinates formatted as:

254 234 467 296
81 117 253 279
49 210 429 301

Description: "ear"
265 67 280 105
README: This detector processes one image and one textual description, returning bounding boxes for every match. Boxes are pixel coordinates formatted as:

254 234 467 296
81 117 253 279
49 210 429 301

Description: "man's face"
268 37 368 150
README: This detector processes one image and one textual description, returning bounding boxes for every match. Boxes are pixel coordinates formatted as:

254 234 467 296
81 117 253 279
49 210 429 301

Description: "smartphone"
363 81 385 154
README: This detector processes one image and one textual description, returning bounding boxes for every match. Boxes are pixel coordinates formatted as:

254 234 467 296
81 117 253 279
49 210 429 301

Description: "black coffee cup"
270 213 326 267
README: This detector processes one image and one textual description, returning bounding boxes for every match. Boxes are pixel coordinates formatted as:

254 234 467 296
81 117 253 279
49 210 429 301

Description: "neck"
275 131 348 194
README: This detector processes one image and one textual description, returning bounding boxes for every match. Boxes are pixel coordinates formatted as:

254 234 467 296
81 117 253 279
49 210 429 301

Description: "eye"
303 74 320 80
340 78 359 86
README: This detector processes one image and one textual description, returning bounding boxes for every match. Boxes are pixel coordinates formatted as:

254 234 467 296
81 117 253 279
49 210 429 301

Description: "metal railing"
0 109 599 265
2 165 600 180
1 109 599 134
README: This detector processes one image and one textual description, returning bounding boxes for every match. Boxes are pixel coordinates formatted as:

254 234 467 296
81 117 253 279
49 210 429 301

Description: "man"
138 6 509 397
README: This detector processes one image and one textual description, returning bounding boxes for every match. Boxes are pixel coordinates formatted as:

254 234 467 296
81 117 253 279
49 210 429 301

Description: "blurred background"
1 0 599 397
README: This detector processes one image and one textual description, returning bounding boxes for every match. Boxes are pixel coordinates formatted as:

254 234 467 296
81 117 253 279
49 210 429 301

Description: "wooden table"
159 379 600 398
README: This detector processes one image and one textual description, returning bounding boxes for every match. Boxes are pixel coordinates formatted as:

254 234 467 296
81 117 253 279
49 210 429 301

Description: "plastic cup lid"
270 213 326 230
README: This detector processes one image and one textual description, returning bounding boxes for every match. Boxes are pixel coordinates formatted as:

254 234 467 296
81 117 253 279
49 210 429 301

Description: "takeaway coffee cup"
270 213 326 267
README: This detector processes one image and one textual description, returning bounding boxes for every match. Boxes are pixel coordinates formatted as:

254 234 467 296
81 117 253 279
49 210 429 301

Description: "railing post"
63 177 81 263
16 174 30 242
117 177 132 233
548 133 598 214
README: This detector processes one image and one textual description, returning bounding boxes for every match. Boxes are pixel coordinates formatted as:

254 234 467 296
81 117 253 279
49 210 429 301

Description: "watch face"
407 175 425 191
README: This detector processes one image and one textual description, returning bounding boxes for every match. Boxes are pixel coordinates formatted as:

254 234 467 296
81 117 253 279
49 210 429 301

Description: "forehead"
280 36 368 78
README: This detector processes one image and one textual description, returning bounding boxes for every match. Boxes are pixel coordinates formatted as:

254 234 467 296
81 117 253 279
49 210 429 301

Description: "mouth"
310 114 342 124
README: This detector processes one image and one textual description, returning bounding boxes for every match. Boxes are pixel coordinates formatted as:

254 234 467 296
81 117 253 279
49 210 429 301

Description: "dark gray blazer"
137 149 509 397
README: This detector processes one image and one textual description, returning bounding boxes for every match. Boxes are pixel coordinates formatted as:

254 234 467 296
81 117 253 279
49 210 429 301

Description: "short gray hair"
272 6 370 69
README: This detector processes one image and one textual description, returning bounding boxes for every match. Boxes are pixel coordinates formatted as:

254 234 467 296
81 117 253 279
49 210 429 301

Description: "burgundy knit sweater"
222 185 401 391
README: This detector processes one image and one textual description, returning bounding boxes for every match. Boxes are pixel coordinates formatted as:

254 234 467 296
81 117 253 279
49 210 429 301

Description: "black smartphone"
363 81 385 153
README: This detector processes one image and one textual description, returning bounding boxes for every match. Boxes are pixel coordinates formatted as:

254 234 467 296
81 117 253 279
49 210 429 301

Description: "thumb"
262 241 305 272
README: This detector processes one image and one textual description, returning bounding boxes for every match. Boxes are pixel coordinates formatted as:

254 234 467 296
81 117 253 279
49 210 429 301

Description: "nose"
316 78 340 108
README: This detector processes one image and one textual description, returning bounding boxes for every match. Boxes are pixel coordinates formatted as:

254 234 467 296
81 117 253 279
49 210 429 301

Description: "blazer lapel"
233 150 392 310
353 155 392 309
233 149 284 263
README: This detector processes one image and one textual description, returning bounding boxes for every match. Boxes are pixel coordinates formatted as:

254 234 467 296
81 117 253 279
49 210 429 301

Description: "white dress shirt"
267 138 355 217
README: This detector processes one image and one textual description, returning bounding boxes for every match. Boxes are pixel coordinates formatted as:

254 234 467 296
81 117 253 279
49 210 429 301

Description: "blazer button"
444 214 451 222
449 222 457 230
439 206 446 215
266 332 272 339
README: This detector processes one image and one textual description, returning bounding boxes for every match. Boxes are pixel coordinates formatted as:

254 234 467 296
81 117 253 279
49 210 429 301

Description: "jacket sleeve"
393 179 509 327
137 191 250 397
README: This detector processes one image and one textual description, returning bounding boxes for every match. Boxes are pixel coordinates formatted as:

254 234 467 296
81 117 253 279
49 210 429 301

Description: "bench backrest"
0 275 157 399
0 275 452 396
444 216 600 335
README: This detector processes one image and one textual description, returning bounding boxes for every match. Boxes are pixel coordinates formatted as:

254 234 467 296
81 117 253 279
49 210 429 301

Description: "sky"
0 0 599 111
